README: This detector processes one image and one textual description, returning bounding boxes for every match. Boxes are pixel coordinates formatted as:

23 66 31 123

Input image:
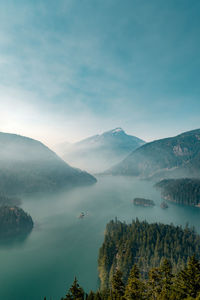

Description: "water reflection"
0 230 33 248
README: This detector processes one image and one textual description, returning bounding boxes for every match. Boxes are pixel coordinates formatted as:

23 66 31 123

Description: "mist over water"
0 175 200 300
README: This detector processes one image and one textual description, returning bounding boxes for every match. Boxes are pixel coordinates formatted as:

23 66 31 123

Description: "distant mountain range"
56 128 145 173
0 132 96 196
107 129 200 180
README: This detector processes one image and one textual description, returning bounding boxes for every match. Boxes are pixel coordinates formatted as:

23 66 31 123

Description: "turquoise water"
0 175 200 300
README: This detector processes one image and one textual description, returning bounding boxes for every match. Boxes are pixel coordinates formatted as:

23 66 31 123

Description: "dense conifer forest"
133 198 155 206
98 219 200 289
0 206 33 238
155 178 200 206
43 219 200 300
45 255 200 299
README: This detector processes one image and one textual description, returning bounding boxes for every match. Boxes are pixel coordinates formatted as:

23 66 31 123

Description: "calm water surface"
0 175 200 300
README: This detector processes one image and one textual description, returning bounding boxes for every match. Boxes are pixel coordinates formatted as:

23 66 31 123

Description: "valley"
0 129 200 299
0 175 200 300
1 1 200 298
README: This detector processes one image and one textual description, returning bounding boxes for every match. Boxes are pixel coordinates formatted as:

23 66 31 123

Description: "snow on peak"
102 128 125 137
111 128 124 133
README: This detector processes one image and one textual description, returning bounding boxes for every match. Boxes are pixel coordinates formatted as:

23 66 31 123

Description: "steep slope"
58 128 145 173
98 219 200 289
108 129 200 180
0 132 96 195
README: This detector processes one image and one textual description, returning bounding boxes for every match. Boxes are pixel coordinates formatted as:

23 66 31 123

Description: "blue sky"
0 0 200 146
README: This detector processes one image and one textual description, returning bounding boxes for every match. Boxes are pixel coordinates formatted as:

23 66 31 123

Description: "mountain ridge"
57 128 145 173
106 128 200 180
0 131 96 195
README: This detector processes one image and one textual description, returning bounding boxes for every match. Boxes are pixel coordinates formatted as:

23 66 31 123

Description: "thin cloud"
0 0 199 146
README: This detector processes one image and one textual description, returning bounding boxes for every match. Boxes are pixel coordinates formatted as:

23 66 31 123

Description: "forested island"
0 206 33 239
133 198 155 207
98 219 200 290
155 178 200 207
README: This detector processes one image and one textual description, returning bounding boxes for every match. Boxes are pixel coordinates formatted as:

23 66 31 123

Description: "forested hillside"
155 178 200 206
0 206 33 238
107 128 200 180
58 256 200 300
98 219 200 290
0 132 96 195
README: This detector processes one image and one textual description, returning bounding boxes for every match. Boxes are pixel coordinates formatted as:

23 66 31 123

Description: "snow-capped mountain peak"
110 128 124 134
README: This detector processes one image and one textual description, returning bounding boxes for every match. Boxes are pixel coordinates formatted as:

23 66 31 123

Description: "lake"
0 175 200 300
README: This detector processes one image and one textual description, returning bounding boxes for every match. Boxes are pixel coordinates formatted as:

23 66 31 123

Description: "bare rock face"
173 145 190 156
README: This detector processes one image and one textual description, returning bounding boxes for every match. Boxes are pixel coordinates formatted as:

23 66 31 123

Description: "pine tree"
147 267 162 299
111 269 125 300
87 291 95 300
124 264 145 300
94 290 102 300
64 277 85 300
159 258 173 300
173 255 200 299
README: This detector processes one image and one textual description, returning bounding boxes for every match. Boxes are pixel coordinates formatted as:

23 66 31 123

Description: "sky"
0 0 200 146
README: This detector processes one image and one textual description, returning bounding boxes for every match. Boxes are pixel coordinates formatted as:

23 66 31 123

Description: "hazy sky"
0 0 200 146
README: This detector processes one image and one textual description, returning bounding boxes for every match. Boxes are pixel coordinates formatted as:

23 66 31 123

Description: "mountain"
0 132 96 195
107 129 200 180
57 128 145 173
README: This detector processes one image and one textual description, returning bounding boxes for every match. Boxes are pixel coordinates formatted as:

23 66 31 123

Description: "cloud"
0 0 199 146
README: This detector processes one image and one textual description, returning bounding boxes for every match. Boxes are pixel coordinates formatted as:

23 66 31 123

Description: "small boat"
78 212 85 219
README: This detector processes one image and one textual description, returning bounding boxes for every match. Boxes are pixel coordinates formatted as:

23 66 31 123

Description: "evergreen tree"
64 277 85 300
98 219 200 289
56 256 200 300
87 291 95 300
173 255 200 299
124 264 145 300
147 267 162 299
159 258 173 299
110 269 125 299
94 290 102 300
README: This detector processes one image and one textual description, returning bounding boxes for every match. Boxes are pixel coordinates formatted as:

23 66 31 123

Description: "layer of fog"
1 175 200 300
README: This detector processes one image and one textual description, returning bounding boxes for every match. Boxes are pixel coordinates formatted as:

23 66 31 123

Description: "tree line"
98 219 200 289
155 178 200 206
44 255 200 299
